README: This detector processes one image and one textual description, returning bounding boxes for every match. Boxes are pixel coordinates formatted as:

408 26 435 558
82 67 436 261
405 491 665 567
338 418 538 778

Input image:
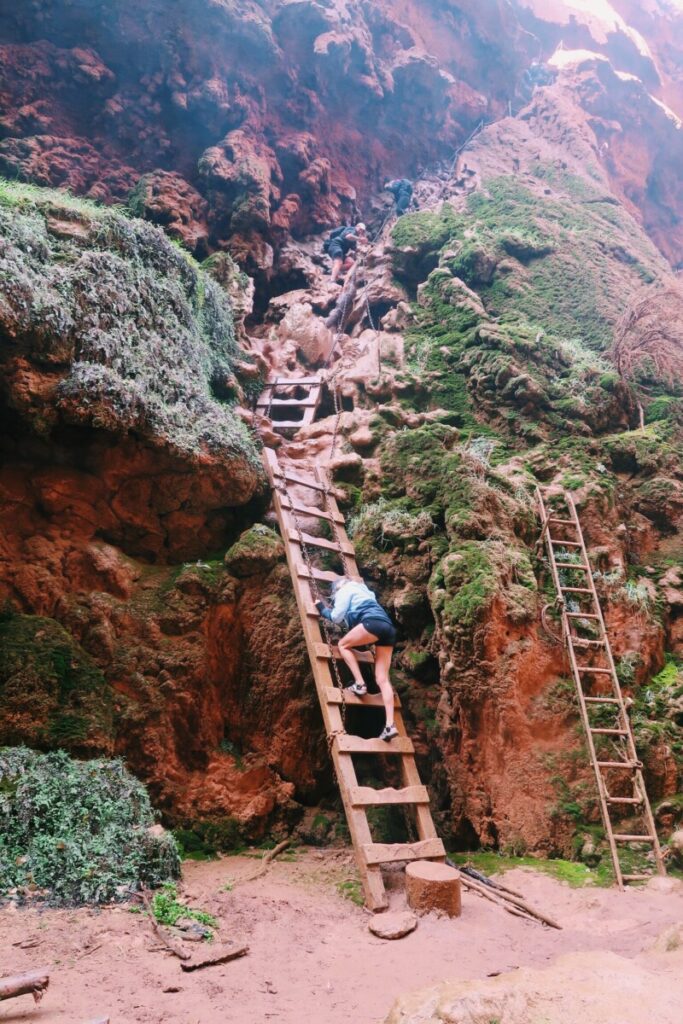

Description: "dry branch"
460 875 562 929
132 890 191 961
609 282 683 398
0 969 50 1003
232 839 291 886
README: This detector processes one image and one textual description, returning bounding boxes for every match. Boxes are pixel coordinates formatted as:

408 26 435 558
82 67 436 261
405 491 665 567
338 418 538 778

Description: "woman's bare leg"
338 624 378 687
374 645 395 727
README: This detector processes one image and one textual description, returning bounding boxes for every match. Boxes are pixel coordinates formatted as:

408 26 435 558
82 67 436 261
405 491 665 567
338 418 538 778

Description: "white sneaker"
348 681 367 696
379 723 398 742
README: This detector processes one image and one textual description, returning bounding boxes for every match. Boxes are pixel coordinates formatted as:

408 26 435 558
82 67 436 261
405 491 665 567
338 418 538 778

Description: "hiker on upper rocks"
384 178 413 216
316 576 398 742
324 223 367 283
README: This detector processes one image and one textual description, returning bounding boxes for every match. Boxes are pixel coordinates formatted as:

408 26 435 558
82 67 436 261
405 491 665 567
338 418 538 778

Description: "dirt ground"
2 848 683 1024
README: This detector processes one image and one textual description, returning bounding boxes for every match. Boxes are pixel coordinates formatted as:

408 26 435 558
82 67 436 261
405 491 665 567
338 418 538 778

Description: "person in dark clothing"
384 178 413 216
316 576 398 741
323 223 367 282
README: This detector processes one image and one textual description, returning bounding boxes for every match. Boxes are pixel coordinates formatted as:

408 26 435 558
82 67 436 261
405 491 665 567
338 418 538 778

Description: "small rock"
647 875 683 894
368 910 418 940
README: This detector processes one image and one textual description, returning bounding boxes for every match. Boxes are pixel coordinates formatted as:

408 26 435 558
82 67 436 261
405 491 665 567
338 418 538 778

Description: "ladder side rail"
540 490 624 886
264 450 388 908
566 493 665 879
564 623 625 888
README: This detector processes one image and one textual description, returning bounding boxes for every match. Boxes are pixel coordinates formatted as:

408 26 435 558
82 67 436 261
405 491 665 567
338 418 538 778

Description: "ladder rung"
607 796 643 804
590 727 628 735
315 641 374 664
261 377 321 387
296 564 347 583
613 834 655 843
566 612 601 619
584 697 619 703
622 873 652 881
267 420 307 429
577 666 612 673
287 528 354 555
325 686 402 708
363 838 445 866
548 517 576 525
258 396 319 408
335 734 414 754
561 587 594 593
556 562 590 570
278 470 329 493
597 761 638 769
281 498 344 524
550 540 582 547
350 785 429 807
570 638 606 646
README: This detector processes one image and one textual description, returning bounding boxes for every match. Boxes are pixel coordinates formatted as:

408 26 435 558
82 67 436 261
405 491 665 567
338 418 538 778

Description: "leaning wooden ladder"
263 445 445 909
536 487 666 887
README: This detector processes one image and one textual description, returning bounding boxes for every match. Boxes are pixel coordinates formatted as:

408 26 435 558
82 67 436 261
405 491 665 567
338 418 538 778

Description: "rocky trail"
2 852 683 1024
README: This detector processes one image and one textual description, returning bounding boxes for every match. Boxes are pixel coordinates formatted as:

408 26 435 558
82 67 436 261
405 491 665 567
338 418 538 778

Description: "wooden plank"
264 420 307 429
296 564 346 583
287 528 355 556
315 641 374 664
260 377 321 387
556 562 590 570
613 834 655 843
335 734 414 754
257 396 319 408
280 497 345 524
325 686 402 708
363 838 445 866
350 785 429 807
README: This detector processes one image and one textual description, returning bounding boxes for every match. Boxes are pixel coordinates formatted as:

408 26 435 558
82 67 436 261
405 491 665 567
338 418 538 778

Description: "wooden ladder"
263 444 446 909
256 376 323 435
536 487 666 887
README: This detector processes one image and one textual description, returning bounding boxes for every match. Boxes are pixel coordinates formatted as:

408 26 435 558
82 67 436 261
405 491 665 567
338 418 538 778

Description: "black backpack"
323 225 353 254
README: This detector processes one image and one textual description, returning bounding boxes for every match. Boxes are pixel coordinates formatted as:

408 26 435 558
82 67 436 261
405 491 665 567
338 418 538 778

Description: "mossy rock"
223 524 284 576
0 613 115 755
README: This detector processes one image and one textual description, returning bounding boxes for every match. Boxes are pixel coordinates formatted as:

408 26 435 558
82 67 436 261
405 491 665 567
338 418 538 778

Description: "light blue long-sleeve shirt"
322 581 377 625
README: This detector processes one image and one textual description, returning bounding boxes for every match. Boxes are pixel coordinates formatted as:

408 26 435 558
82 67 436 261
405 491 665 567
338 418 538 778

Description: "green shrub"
0 747 179 904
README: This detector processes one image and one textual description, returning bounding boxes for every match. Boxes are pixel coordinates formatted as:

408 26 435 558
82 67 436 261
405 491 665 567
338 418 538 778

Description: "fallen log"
180 944 249 972
0 969 50 1003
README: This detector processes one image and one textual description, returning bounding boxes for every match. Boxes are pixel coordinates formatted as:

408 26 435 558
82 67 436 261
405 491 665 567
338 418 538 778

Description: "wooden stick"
0 969 50 1003
232 839 291 886
461 875 561 929
180 944 249 972
136 891 191 961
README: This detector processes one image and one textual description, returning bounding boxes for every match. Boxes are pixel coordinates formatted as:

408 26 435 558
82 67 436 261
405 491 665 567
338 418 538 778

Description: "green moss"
223 524 284 577
0 176 260 469
0 614 114 754
431 542 497 629
451 850 615 887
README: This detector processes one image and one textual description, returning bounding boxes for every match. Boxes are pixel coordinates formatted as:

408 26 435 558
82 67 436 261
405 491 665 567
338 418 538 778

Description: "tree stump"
406 861 461 918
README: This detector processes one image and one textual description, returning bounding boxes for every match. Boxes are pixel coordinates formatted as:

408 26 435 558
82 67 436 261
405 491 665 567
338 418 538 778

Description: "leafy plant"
0 747 179 905
151 882 217 935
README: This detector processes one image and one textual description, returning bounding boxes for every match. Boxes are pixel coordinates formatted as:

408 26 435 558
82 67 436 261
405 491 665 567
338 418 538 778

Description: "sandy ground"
2 848 683 1024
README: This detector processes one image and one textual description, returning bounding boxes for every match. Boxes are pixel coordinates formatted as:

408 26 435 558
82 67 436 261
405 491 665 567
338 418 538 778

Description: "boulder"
368 910 418 941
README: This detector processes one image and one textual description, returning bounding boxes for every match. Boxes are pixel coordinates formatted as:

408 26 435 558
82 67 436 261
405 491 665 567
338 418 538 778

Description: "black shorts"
360 615 397 647
328 240 344 260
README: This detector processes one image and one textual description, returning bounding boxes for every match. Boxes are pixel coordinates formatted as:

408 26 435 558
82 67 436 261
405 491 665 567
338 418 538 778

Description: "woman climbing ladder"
315 576 398 741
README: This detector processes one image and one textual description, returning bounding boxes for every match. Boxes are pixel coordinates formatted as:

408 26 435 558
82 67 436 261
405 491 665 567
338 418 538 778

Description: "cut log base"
406 860 462 918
